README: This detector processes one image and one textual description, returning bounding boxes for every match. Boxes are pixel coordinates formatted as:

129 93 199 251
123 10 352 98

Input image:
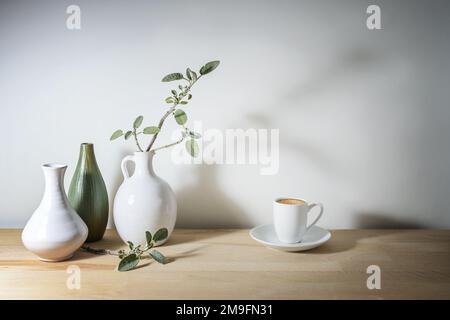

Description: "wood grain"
0 229 449 299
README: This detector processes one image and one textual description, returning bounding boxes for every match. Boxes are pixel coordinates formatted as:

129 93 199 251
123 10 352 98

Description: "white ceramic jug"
22 163 88 261
113 151 177 246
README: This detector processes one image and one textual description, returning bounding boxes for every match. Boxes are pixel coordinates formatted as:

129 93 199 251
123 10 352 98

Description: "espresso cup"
273 198 324 243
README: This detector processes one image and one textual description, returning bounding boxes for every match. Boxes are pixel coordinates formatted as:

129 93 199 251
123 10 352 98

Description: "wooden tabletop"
0 229 449 299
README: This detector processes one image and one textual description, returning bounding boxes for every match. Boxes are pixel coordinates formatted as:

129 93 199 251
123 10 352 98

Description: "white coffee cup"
273 198 324 243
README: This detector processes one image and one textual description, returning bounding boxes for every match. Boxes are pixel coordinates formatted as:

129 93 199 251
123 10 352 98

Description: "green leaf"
133 115 143 129
187 94 192 100
200 60 220 75
146 231 152 245
188 131 201 139
171 90 177 96
143 126 160 134
149 250 167 264
186 68 197 81
124 131 133 140
110 130 124 141
180 101 188 105
165 97 174 104
118 254 139 272
174 109 187 125
186 68 192 80
153 228 169 242
162 73 184 82
127 241 134 250
185 139 199 157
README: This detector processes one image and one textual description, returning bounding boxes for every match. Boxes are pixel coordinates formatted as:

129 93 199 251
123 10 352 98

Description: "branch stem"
145 106 176 152
133 130 144 152
151 135 185 153
81 245 120 256
145 76 201 152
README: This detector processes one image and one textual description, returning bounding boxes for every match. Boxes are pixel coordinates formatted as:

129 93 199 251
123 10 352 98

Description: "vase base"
39 254 74 262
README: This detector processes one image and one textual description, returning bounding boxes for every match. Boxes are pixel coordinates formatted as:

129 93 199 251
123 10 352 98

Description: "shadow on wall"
108 150 132 229
245 47 385 176
283 47 384 104
175 164 250 228
355 212 426 229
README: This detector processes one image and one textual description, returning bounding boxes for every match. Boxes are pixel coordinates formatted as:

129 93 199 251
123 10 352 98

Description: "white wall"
1 0 449 229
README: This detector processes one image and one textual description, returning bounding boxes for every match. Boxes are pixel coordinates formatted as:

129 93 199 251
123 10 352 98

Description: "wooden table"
0 229 449 299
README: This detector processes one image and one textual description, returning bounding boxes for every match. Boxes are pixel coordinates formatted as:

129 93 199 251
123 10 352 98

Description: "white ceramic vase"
22 164 88 262
113 151 177 246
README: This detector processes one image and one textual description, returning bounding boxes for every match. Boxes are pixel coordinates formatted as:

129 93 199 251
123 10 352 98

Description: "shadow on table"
166 229 234 246
306 212 426 254
167 244 207 263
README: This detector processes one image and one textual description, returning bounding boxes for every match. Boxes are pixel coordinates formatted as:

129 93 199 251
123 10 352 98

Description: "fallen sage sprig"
81 227 169 272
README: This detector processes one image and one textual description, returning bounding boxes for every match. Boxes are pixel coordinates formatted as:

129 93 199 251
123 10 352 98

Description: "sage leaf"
174 109 187 125
149 250 166 264
127 241 134 250
110 130 124 141
186 68 192 80
146 231 152 245
171 89 177 96
124 131 133 140
186 68 197 81
165 97 174 104
143 126 160 134
185 139 199 157
162 73 184 82
187 94 192 100
180 101 188 105
133 115 143 129
118 254 139 272
200 60 220 75
153 228 169 242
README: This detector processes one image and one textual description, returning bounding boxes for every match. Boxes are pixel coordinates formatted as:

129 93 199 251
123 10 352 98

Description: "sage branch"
110 60 220 157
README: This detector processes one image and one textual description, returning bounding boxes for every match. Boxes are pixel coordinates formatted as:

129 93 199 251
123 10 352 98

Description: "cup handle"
306 203 324 231
121 155 135 179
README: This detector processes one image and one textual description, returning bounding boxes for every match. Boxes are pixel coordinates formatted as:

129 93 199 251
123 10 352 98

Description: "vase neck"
77 143 98 171
133 152 156 177
41 164 69 207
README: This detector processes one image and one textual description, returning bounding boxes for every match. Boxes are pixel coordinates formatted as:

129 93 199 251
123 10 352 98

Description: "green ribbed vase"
68 143 109 242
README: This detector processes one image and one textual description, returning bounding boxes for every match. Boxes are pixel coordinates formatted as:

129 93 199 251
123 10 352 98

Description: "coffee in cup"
273 197 324 243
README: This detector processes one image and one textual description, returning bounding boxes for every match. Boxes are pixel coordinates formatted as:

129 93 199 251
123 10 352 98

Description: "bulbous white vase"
113 151 177 246
22 164 88 262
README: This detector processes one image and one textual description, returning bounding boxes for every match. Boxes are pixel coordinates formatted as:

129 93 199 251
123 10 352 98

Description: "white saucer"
249 224 331 252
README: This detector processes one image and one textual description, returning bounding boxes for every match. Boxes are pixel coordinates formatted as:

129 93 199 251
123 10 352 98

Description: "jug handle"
121 155 135 179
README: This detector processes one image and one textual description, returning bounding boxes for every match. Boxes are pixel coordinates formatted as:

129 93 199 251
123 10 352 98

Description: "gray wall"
1 0 449 228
